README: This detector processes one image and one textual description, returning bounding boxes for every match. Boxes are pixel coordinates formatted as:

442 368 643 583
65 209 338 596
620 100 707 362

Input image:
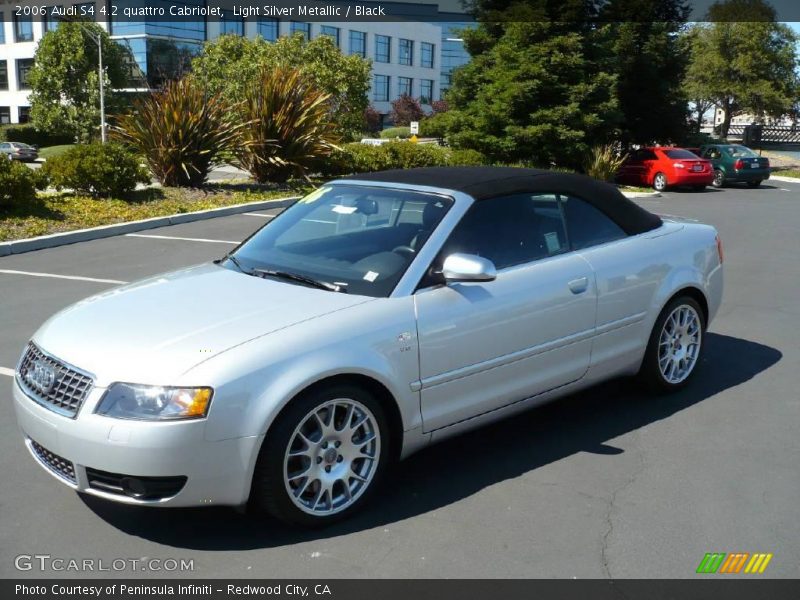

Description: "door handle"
568 277 589 294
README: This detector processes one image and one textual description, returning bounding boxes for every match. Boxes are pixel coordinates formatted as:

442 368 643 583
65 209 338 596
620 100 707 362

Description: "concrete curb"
769 175 800 184
0 196 297 257
621 190 662 198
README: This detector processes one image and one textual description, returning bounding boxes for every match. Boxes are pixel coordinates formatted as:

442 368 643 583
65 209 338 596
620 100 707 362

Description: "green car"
698 144 770 188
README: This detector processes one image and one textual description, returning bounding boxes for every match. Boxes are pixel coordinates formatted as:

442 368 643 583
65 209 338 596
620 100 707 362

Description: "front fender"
182 296 420 444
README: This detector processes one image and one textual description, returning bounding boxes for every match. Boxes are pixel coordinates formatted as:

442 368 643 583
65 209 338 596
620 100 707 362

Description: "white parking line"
0 367 15 377
0 269 127 284
125 233 239 244
243 213 276 218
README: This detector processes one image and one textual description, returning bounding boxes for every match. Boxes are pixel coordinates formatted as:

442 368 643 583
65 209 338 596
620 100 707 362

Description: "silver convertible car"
13 167 723 526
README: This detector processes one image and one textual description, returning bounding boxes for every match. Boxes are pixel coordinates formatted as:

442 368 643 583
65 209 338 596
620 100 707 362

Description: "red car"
617 147 714 191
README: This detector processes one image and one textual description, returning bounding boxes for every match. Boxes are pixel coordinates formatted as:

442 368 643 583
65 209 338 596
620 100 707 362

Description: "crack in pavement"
600 432 648 583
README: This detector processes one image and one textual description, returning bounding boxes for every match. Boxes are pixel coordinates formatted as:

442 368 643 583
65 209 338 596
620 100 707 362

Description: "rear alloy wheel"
639 296 705 392
250 384 389 526
712 169 725 188
653 172 668 192
747 180 762 188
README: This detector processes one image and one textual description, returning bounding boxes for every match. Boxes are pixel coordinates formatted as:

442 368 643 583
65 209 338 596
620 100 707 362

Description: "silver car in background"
13 167 723 526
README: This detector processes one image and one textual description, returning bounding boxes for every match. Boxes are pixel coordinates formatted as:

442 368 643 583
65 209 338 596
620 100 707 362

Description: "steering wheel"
392 245 416 257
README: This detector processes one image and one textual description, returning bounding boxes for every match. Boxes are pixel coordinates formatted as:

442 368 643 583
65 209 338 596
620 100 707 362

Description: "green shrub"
113 77 245 187
379 127 411 139
447 148 488 166
583 144 628 183
0 124 73 147
0 155 38 209
321 141 488 176
43 143 150 197
419 112 453 139
235 67 339 184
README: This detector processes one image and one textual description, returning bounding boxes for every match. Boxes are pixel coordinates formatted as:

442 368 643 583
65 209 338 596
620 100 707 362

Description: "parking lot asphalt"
1 182 798 579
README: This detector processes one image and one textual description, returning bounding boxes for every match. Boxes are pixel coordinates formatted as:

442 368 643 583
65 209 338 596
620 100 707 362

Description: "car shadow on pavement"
80 332 781 550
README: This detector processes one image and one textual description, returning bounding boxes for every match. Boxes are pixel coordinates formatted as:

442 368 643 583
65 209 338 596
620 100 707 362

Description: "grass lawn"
772 168 800 179
37 144 76 160
0 183 308 242
618 185 654 193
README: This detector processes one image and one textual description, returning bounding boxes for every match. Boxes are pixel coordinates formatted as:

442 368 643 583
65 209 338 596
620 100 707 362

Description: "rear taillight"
673 162 686 168
734 159 744 170
716 234 724 264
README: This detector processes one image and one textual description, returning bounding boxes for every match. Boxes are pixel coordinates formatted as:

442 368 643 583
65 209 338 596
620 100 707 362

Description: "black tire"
638 295 706 393
712 169 725 188
250 383 390 527
746 180 762 188
653 172 668 192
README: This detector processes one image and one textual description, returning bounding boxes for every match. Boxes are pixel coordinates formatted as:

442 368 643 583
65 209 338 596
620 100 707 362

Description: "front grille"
29 439 76 484
17 343 93 418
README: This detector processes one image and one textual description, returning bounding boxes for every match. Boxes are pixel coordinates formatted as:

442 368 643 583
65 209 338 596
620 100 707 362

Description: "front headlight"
96 383 213 420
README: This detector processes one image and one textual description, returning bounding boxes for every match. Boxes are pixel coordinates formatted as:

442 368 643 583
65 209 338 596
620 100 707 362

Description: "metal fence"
727 125 800 143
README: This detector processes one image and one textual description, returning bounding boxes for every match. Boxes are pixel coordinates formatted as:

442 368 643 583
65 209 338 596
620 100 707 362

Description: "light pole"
75 22 106 143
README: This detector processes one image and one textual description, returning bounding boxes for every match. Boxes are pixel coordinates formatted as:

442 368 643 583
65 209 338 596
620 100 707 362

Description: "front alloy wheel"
284 399 380 516
250 384 389 526
712 169 725 188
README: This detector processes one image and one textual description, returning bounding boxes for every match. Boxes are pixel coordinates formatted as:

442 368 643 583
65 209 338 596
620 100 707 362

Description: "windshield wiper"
252 269 347 293
214 253 247 273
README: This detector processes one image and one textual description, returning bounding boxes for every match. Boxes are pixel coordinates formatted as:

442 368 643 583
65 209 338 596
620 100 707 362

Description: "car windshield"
664 149 699 159
725 145 758 158
226 184 453 297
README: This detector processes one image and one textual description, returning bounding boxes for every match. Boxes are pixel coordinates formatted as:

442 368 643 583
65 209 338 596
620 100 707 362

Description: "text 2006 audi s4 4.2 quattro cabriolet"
13 167 723 526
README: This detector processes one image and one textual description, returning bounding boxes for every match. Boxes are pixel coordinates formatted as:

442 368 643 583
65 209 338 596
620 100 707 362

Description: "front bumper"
12 379 262 507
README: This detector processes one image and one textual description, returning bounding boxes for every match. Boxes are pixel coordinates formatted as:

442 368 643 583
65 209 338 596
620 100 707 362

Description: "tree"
191 34 371 141
390 94 425 126
445 3 619 167
28 20 127 143
684 0 799 138
598 0 692 146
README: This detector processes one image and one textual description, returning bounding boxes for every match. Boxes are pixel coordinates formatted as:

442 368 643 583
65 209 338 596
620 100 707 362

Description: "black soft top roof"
343 167 662 235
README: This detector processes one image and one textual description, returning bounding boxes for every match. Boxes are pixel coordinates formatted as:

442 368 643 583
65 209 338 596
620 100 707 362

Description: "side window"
560 195 626 250
440 193 569 270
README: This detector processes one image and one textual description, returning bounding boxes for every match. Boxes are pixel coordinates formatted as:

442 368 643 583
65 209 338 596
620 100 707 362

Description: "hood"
32 263 373 385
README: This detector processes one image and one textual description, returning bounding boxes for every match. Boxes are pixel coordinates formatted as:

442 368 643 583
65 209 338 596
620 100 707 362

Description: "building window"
373 74 390 102
399 39 413 66
290 22 311 40
220 11 244 36
17 59 34 90
421 42 435 69
258 18 279 41
0 106 10 125
420 79 434 104
0 13 5 44
43 6 63 32
320 26 339 47
18 106 31 124
14 13 34 42
349 30 366 58
0 61 7 90
375 35 391 63
398 77 412 97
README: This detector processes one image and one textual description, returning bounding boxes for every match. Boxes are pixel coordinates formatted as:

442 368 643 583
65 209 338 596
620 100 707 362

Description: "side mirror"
441 253 497 283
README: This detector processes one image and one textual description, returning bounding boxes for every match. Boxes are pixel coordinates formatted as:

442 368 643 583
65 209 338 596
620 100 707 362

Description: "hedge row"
0 124 74 147
320 141 487 177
